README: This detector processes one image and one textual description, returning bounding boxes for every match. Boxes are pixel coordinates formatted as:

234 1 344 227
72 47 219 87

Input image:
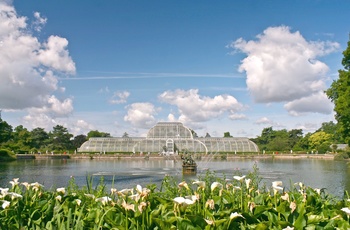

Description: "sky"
0 0 349 138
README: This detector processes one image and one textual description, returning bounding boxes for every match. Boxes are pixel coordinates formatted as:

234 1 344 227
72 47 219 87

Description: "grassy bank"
0 166 349 229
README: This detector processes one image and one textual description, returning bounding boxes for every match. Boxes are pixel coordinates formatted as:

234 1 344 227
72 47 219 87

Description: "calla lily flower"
204 219 214 225
245 178 251 189
21 182 30 190
84 194 96 199
193 180 206 190
205 199 215 210
272 181 283 194
178 181 190 190
8 192 22 200
281 192 289 201
118 188 133 196
282 227 294 230
110 188 118 194
230 212 244 220
210 182 223 191
95 196 112 205
122 199 135 211
75 199 82 206
233 175 246 182
173 196 195 206
138 201 147 212
56 187 65 194
2 200 10 209
341 207 350 215
0 188 9 196
55 195 62 202
9 178 19 187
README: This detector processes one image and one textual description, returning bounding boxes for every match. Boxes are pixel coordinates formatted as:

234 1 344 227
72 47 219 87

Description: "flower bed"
1 166 350 229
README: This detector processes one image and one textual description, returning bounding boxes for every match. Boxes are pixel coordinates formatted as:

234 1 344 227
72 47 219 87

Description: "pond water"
0 158 349 197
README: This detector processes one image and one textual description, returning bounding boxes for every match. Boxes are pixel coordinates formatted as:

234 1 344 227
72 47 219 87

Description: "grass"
1 164 350 229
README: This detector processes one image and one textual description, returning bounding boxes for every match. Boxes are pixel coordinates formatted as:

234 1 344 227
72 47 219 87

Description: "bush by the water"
334 151 350 161
0 149 16 161
1 167 350 229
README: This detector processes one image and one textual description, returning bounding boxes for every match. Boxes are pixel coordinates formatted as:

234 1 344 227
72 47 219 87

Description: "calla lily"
110 188 118 194
272 181 283 194
75 199 82 206
56 195 62 202
230 212 244 220
8 192 22 200
122 199 135 211
204 219 214 225
0 188 9 196
95 196 112 205
138 201 147 213
118 188 133 196
173 196 185 204
84 194 96 199
245 178 251 189
21 182 31 190
193 180 206 190
178 181 189 190
290 201 297 213
2 200 10 209
205 199 215 210
281 192 289 201
233 175 246 182
210 182 223 191
136 184 143 194
56 187 65 194
282 227 294 230
9 178 19 187
341 207 350 215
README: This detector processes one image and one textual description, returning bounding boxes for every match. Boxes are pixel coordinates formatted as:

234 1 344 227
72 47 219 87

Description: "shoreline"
15 153 335 160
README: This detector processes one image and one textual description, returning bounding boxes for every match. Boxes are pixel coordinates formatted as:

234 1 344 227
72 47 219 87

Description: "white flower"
56 187 65 194
341 207 350 215
272 181 283 194
110 188 118 194
9 178 20 187
281 192 289 202
230 212 244 220
178 181 189 190
122 199 135 211
0 188 9 196
31 182 43 191
75 199 82 206
233 175 246 182
282 227 294 230
193 180 206 190
56 195 62 202
2 200 10 209
136 184 143 194
8 192 23 200
138 201 147 213
205 199 215 210
173 196 195 206
245 179 251 189
95 196 112 205
204 219 214 225
21 182 31 190
210 182 223 191
118 188 133 196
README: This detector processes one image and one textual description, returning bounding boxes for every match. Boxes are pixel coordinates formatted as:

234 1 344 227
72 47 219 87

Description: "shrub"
334 152 350 161
0 149 16 161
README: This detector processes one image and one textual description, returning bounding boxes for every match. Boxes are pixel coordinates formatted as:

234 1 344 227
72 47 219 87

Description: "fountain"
181 150 197 175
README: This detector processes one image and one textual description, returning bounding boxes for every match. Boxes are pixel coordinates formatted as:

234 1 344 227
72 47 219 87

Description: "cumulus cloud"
33 12 47 32
124 102 158 128
255 117 273 125
0 1 75 111
109 91 130 104
158 89 245 124
230 25 339 114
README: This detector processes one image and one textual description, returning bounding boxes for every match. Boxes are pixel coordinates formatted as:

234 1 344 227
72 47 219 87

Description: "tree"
72 134 87 149
288 129 303 149
11 125 32 151
122 132 129 138
49 125 73 151
309 131 332 153
326 39 350 145
205 132 211 138
87 130 110 139
31 128 49 150
223 132 232 138
0 118 12 145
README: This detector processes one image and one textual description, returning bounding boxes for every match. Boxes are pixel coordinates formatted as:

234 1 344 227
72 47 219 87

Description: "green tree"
288 129 303 149
72 134 87 150
0 118 12 145
309 131 332 153
30 128 49 150
326 39 350 145
49 125 73 151
11 125 32 151
223 132 232 138
87 130 110 139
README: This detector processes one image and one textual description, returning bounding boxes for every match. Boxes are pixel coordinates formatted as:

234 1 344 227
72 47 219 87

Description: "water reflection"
0 158 348 197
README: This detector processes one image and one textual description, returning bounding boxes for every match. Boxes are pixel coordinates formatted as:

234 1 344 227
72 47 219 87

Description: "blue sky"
0 0 349 138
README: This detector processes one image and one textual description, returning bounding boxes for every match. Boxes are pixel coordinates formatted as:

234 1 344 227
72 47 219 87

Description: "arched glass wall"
78 122 259 153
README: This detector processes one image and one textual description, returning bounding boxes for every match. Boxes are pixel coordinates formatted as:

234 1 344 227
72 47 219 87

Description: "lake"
0 157 349 197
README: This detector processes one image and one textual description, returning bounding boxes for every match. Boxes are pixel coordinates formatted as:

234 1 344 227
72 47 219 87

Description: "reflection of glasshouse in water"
78 122 259 153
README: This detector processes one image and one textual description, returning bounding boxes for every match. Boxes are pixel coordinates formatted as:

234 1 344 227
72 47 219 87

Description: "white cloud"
109 91 130 104
255 117 273 125
124 102 158 128
33 12 47 32
158 89 245 124
231 25 339 114
284 91 333 116
0 1 75 111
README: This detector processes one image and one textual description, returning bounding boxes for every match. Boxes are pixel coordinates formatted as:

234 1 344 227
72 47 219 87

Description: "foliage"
1 169 350 229
87 130 111 139
0 118 12 144
326 39 350 145
0 149 16 161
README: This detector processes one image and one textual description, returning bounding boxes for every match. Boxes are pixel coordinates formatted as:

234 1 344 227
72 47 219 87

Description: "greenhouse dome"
78 122 259 154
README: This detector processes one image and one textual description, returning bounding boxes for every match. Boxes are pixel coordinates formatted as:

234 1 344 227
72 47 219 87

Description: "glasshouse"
78 122 259 154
